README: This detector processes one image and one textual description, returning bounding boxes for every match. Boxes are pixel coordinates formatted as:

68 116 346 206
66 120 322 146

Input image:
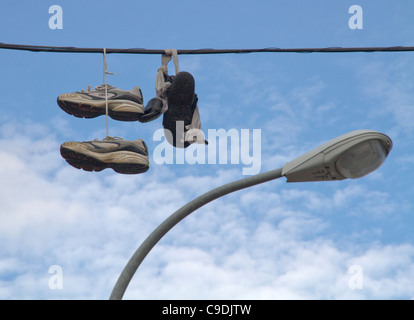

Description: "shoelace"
102 136 124 141
80 84 115 93
156 49 179 114
90 136 124 143
95 84 115 91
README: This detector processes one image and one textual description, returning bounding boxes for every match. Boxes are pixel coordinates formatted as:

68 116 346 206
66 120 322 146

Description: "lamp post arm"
109 167 284 300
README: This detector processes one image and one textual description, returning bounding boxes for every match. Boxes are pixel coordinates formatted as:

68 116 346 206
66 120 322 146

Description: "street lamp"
109 129 392 300
282 130 392 182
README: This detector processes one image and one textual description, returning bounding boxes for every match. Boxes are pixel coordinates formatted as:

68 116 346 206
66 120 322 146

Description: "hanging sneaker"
57 85 145 121
138 97 164 123
60 136 149 174
162 71 207 148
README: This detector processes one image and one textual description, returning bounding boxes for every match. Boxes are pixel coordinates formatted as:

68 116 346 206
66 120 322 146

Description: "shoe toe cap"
57 92 86 102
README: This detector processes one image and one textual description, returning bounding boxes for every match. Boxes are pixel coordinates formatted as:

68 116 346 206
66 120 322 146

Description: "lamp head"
282 130 392 182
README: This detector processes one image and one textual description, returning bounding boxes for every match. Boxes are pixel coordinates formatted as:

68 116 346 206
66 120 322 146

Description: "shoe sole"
60 144 149 174
57 97 145 122
162 72 195 148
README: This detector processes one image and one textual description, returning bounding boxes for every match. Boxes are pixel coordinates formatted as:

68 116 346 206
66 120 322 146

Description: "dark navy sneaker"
57 84 145 121
138 97 164 123
60 136 149 174
162 71 207 148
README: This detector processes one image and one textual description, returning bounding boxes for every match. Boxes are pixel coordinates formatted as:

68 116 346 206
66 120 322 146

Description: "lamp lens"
335 140 387 179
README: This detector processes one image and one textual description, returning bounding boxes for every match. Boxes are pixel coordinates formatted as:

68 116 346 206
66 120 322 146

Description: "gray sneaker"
57 85 145 121
60 136 149 174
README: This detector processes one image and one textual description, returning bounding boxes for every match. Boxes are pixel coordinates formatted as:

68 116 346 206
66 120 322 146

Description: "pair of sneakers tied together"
58 50 207 174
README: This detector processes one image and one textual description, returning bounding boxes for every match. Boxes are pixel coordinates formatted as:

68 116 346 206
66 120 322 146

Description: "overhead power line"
1 43 414 55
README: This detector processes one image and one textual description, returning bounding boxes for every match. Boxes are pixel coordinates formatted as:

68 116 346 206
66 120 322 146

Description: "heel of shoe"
139 98 163 123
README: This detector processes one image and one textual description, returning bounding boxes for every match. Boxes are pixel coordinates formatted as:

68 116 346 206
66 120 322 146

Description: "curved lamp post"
109 129 392 300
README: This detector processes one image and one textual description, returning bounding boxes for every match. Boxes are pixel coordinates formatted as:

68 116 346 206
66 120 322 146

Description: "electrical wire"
1 42 414 55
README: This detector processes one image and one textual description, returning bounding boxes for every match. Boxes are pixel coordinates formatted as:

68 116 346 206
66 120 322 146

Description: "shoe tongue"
128 86 142 97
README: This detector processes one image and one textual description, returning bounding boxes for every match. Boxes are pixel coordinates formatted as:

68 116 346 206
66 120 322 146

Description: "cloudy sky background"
1 1 414 299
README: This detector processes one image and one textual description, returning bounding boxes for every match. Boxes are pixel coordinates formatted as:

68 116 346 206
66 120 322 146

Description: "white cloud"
358 56 414 138
0 119 413 300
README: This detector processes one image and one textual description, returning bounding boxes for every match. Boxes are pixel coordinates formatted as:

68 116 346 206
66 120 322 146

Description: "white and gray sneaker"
57 85 145 121
60 136 149 174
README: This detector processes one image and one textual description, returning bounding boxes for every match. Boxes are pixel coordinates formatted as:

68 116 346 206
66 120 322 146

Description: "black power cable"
1 42 414 55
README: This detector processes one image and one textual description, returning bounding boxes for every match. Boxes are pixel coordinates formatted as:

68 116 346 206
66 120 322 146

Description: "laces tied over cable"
156 49 179 114
102 48 119 139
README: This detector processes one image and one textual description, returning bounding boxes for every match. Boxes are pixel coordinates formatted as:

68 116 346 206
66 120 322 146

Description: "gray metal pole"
109 168 284 300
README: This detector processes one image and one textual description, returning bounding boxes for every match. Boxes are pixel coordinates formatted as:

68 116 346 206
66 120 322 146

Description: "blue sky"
1 0 414 299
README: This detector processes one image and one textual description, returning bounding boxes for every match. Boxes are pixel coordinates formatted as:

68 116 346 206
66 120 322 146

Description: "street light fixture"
282 130 392 182
109 129 392 300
